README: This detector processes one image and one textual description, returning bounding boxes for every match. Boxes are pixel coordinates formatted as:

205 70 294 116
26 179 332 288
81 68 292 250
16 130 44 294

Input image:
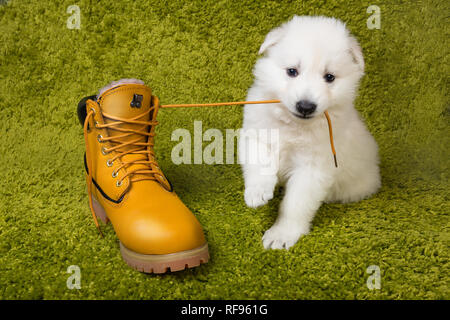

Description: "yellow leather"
84 84 206 255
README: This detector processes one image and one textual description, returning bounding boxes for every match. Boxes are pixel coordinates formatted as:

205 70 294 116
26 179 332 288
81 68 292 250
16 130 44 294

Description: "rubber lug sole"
120 242 209 274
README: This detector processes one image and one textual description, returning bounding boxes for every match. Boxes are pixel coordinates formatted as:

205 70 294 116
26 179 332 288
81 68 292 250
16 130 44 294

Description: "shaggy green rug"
0 0 448 299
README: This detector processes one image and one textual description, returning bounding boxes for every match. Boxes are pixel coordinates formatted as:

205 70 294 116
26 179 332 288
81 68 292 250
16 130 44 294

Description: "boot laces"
94 109 160 184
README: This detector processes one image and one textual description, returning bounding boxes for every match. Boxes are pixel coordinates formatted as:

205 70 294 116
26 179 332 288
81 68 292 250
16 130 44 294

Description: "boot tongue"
98 83 153 123
97 83 157 181
98 83 154 151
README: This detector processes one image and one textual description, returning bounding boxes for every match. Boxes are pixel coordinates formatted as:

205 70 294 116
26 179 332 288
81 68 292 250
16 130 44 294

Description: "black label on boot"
130 94 143 108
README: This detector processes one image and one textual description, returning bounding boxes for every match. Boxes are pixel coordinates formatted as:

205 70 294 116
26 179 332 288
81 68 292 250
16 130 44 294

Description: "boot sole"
91 196 209 274
120 242 209 274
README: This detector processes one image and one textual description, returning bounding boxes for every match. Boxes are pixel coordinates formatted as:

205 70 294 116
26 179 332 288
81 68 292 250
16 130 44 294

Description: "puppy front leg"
263 168 331 250
240 134 278 208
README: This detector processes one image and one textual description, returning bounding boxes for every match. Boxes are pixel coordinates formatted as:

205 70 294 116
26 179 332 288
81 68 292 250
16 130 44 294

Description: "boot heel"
92 196 110 224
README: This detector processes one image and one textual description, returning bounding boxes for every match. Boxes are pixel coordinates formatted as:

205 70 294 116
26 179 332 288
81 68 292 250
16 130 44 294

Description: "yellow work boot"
77 79 209 273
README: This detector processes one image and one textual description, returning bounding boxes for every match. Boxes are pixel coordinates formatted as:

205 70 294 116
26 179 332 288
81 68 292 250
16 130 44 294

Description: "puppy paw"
244 185 274 208
262 223 309 250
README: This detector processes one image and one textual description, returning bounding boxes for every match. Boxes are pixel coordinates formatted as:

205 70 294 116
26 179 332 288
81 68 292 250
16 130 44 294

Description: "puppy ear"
348 36 365 72
259 26 285 55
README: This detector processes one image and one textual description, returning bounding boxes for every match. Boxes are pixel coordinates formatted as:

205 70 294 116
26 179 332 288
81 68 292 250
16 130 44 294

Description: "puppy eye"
324 73 335 83
286 68 299 77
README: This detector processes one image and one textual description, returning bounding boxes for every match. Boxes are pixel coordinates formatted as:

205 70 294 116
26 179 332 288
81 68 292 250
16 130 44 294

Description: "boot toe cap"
117 208 206 255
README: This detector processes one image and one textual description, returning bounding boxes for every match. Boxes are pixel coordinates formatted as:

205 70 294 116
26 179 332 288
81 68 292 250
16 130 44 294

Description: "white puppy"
239 16 381 250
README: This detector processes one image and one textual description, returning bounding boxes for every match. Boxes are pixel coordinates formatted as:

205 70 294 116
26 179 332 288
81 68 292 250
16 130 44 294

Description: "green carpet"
0 0 448 300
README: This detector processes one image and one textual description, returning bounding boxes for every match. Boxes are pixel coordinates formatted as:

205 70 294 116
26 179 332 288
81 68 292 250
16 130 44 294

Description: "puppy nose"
296 100 317 116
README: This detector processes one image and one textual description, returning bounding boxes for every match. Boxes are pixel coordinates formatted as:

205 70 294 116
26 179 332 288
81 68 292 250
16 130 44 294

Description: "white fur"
239 16 381 250
97 78 144 98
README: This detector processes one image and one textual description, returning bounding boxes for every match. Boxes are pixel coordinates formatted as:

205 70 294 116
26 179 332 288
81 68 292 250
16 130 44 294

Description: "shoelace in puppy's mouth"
161 100 338 168
83 97 337 236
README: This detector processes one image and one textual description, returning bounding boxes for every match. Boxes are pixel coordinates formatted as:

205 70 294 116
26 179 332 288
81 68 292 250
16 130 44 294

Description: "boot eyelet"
116 180 123 187
106 159 113 167
101 147 108 155
112 171 118 178
97 134 103 143
95 121 100 128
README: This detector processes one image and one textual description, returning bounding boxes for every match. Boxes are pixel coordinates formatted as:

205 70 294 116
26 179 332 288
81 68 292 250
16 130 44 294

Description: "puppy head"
254 16 364 120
